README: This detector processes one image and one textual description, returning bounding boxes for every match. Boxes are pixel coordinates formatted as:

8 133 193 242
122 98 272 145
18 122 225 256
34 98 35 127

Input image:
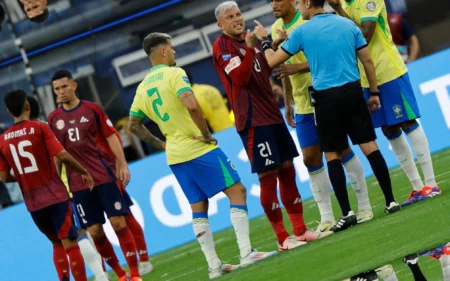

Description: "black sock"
327 159 351 216
367 150 395 205
408 262 427 281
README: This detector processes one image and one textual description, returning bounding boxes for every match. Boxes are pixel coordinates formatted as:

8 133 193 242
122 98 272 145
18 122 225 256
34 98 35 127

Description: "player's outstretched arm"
357 46 381 113
127 116 166 150
55 150 95 189
179 91 217 144
273 63 310 79
106 133 130 186
253 21 291 68
281 77 296 128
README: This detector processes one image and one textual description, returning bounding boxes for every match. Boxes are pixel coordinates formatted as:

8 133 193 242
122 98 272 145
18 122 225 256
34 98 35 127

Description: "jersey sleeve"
360 0 384 23
280 27 303 56
172 68 193 97
130 86 146 118
91 104 116 139
212 37 255 86
41 123 65 157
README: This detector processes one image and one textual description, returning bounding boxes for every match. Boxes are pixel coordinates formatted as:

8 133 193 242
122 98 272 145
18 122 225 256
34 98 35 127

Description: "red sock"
259 172 289 243
125 213 149 262
66 245 87 281
53 243 70 281
93 234 126 278
116 226 140 278
278 165 306 236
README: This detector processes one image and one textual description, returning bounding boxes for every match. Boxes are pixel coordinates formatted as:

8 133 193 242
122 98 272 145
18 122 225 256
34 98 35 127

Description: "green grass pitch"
100 148 450 281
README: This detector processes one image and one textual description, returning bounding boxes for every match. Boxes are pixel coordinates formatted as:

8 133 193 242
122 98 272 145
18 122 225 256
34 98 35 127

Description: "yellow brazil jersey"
272 11 313 115
130 64 216 165
342 0 407 87
191 84 234 132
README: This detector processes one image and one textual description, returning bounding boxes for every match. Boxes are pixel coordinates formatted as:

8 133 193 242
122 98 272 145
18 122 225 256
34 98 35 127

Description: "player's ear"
72 81 78 90
217 22 222 29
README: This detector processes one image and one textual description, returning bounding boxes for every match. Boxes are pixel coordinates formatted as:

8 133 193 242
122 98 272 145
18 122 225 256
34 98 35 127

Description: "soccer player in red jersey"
48 70 142 281
96 128 153 275
212 1 331 251
0 90 94 281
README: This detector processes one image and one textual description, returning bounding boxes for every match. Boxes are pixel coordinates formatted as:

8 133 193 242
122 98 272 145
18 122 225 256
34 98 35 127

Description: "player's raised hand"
117 163 131 187
191 135 218 145
245 30 258 49
82 172 95 190
253 20 268 39
367 95 381 114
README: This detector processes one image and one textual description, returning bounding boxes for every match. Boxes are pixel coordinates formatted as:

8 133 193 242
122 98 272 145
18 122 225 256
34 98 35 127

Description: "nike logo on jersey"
80 116 89 123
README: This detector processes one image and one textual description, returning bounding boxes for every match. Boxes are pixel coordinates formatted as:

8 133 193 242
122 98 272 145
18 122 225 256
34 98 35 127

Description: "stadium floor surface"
99 148 450 281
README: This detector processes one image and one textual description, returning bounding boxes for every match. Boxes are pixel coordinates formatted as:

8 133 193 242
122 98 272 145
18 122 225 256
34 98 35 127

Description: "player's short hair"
215 1 239 21
309 0 325 7
143 33 172 56
4 90 27 118
27 95 40 120
52 69 73 82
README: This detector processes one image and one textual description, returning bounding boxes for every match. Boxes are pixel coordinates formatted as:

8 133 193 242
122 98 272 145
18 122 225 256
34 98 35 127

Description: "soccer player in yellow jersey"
327 0 441 206
270 0 373 231
185 71 234 132
127 32 276 280
27 95 110 281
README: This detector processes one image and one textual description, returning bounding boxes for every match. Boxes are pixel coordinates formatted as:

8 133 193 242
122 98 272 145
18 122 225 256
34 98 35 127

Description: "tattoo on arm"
128 116 165 150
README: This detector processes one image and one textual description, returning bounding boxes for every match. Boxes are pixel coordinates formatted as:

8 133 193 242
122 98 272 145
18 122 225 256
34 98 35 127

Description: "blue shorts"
170 148 241 204
239 123 299 174
363 73 420 128
30 200 78 242
72 181 130 227
295 113 319 148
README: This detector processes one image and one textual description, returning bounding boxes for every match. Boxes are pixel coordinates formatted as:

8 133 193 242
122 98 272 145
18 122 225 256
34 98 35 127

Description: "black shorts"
239 123 299 174
312 81 376 152
72 181 130 227
30 200 78 242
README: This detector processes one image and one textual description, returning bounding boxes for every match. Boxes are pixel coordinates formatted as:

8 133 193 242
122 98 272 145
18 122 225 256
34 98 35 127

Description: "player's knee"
303 155 321 167
227 182 246 199
109 216 126 231
400 120 418 132
87 224 104 240
381 125 401 137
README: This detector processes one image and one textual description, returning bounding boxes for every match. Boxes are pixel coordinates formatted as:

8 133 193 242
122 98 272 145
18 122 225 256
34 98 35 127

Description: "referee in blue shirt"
250 0 400 232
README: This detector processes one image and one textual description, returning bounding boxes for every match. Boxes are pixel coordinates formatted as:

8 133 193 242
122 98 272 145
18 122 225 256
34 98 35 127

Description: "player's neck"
150 59 169 69
282 9 297 26
310 8 326 18
14 114 29 124
225 31 245 41
63 98 80 111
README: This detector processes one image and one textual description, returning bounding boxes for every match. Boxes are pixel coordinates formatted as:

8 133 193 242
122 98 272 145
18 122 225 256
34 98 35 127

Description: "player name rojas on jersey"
3 127 35 140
